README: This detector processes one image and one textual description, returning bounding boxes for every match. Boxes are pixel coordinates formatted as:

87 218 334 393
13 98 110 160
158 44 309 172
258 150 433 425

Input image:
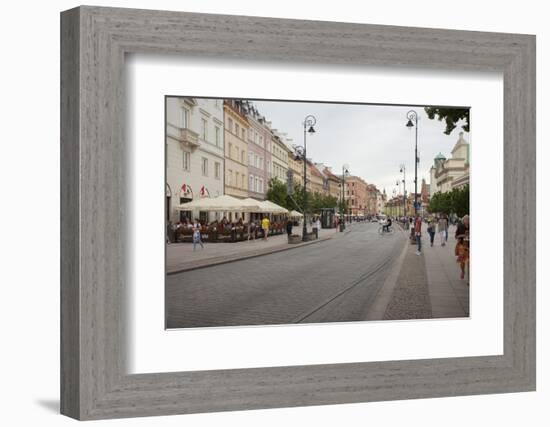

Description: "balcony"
167 123 200 149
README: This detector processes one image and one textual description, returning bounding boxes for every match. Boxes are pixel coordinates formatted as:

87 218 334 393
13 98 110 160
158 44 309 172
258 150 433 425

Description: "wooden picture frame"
60 6 536 420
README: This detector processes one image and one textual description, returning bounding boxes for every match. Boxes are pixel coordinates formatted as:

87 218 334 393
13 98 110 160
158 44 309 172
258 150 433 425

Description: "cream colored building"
166 97 224 223
223 100 249 199
309 162 325 195
270 130 290 184
323 167 342 200
429 132 470 195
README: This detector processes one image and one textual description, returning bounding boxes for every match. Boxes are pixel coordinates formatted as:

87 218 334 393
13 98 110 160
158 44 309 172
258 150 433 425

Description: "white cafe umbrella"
257 200 289 214
289 210 304 218
175 195 262 212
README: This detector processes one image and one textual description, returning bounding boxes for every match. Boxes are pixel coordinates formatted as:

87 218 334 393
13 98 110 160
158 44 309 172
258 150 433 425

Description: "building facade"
429 132 470 195
309 162 326 195
223 100 249 199
270 131 289 184
245 104 272 200
166 97 225 223
322 166 342 200
345 176 368 216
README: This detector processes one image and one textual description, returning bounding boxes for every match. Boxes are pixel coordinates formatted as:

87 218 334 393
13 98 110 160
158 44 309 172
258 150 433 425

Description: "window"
259 157 263 170
201 118 208 140
235 171 239 187
241 174 245 189
249 175 253 190
201 157 208 176
259 178 263 194
214 162 220 180
235 123 239 135
227 118 233 131
259 136 263 147
227 169 232 186
255 177 259 192
181 108 189 128
241 150 245 164
242 129 246 140
228 143 232 159
182 151 190 171
215 126 220 147
249 151 254 165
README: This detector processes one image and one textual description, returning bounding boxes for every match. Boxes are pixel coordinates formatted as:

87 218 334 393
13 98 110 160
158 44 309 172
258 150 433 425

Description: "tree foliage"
265 178 288 208
266 178 338 213
429 185 469 217
424 107 470 135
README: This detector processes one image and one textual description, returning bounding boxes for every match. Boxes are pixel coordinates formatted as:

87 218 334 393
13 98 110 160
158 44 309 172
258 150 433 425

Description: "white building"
429 131 470 196
166 97 225 223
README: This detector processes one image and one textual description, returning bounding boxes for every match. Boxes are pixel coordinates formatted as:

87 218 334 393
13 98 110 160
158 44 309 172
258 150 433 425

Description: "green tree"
424 107 470 135
266 178 288 208
429 185 469 217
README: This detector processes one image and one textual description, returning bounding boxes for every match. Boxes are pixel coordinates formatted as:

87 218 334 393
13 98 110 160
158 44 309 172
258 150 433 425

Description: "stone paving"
165 221 470 328
166 222 405 328
166 226 338 273
423 225 470 318
381 224 469 320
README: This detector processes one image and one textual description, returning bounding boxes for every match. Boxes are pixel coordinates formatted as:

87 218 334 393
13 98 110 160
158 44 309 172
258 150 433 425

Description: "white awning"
175 195 263 212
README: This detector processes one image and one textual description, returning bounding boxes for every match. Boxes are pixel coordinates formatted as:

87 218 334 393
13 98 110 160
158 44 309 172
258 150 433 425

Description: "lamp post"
299 115 316 241
399 164 407 220
340 164 349 232
406 110 419 216
395 180 401 218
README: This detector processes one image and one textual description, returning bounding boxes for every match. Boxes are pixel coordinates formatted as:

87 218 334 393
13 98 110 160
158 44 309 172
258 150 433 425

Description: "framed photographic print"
61 6 535 420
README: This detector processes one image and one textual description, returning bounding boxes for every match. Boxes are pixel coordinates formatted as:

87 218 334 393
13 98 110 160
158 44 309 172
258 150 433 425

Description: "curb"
167 233 335 275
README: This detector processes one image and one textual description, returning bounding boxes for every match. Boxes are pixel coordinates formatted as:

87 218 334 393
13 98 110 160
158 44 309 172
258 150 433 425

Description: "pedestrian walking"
427 220 436 246
192 221 204 251
285 218 293 236
313 217 321 239
437 215 448 246
261 216 270 241
414 215 422 255
455 214 470 282
455 236 469 280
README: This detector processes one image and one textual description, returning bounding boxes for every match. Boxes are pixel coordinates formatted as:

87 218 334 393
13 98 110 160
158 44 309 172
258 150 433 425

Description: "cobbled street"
166 222 407 328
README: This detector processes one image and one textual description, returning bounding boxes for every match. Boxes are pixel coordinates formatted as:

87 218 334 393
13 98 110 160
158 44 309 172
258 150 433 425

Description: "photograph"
164 97 470 329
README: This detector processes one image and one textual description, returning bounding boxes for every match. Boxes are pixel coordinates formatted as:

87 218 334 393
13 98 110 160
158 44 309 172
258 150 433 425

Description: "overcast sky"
253 100 468 198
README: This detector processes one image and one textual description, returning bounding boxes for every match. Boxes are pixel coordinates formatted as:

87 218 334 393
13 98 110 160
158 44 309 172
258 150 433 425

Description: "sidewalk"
423 225 470 318
167 226 339 274
380 224 469 320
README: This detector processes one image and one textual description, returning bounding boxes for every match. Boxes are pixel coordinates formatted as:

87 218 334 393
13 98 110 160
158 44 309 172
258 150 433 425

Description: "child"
455 237 469 280
192 222 204 251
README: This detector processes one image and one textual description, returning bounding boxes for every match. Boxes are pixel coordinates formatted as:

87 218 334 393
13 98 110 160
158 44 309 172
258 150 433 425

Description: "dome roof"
434 152 446 160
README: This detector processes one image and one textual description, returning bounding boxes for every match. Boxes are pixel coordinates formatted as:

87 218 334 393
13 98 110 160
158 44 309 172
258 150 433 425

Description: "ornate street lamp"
340 164 350 232
399 164 407 220
406 110 419 216
293 115 317 241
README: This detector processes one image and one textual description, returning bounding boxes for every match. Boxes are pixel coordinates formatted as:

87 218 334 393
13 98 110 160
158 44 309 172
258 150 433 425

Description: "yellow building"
223 100 249 198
